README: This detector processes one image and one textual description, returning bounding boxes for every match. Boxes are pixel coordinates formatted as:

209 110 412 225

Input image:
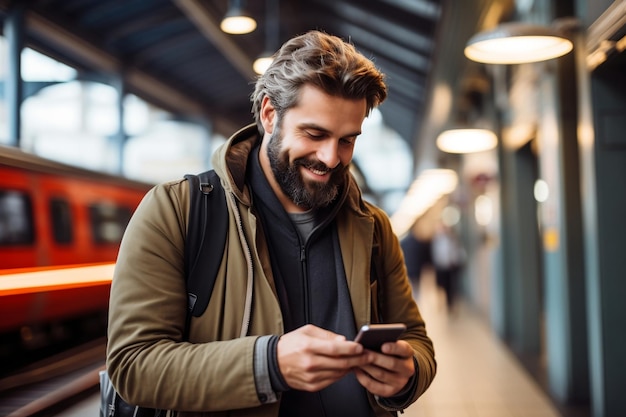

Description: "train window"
0 190 35 245
49 197 73 244
89 203 132 244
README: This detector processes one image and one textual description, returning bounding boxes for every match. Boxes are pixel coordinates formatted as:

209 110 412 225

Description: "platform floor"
58 271 563 417
402 271 562 417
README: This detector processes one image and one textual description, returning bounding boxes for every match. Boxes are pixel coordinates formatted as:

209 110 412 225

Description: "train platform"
56 270 563 417
404 271 562 417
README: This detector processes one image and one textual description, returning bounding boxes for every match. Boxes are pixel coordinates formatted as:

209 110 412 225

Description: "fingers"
354 367 409 398
277 324 369 392
287 324 364 356
355 340 415 397
299 323 346 341
354 361 412 397
275 325 417 395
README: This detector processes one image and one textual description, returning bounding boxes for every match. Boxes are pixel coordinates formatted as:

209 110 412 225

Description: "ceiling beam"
309 0 434 53
174 0 257 82
26 12 120 73
336 21 432 73
25 10 212 119
378 0 442 21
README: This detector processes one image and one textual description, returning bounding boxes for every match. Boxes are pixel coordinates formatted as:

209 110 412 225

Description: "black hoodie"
247 144 375 417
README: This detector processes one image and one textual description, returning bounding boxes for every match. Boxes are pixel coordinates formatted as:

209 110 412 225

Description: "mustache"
294 158 342 174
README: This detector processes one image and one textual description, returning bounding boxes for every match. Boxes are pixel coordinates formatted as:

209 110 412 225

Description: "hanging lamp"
220 0 257 34
436 128 498 153
253 0 279 74
464 22 573 64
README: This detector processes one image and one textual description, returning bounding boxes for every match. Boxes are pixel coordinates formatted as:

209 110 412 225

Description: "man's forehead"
284 86 367 131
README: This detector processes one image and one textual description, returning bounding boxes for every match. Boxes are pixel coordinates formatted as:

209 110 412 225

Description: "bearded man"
107 30 436 417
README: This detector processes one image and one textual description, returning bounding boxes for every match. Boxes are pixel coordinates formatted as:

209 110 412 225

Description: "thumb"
300 324 345 341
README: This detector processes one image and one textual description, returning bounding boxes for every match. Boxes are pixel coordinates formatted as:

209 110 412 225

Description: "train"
0 145 152 353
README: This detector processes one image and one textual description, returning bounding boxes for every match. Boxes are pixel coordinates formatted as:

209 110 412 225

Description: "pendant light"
436 128 498 154
253 0 279 74
220 0 257 35
464 22 573 64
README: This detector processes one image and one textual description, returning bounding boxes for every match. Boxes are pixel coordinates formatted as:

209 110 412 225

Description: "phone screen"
354 323 407 352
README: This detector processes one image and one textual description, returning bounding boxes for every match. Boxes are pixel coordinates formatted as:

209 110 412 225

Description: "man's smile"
303 165 330 179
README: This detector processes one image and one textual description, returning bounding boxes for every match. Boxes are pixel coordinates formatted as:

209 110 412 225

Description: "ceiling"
0 0 447 151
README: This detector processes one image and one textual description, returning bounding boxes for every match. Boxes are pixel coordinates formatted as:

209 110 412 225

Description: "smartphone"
354 323 407 352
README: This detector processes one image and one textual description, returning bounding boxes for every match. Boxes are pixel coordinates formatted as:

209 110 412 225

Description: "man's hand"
354 339 415 398
277 324 370 392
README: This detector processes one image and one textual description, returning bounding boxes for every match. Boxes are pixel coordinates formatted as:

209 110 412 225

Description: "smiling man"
260 85 363 212
107 30 436 417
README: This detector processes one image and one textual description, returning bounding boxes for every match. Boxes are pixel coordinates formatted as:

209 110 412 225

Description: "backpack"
183 170 228 320
100 169 227 417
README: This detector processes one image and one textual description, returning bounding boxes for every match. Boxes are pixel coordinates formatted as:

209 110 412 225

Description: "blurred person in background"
400 231 432 287
431 221 465 311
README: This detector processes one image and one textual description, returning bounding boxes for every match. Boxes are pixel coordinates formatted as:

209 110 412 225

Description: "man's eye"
340 137 356 145
306 131 325 139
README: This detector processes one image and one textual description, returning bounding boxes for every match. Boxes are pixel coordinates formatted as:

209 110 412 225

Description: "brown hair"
251 30 387 134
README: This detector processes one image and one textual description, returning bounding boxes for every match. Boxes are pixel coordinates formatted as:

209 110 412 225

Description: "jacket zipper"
300 244 310 323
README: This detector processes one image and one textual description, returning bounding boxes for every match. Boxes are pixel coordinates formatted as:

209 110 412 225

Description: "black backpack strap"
370 218 384 323
183 170 228 320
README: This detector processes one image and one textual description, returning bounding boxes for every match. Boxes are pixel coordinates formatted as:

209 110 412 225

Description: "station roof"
1 0 448 148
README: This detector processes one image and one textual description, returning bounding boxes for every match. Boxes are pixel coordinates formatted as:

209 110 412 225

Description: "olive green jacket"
106 124 436 416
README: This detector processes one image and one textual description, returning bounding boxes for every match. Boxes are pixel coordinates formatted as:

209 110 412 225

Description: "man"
107 30 436 417
432 221 465 311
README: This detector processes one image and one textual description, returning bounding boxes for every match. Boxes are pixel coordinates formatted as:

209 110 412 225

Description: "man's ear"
260 96 276 135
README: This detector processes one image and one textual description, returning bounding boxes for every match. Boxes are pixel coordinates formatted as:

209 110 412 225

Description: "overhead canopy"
0 0 445 149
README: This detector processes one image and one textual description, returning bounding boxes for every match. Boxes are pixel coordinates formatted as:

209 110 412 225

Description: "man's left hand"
353 339 415 397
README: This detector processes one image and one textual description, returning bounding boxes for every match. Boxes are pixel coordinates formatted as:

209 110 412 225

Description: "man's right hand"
277 324 370 392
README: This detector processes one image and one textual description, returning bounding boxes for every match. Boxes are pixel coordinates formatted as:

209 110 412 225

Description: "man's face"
261 85 367 211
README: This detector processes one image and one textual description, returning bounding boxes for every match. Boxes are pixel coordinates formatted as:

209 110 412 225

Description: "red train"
0 145 152 337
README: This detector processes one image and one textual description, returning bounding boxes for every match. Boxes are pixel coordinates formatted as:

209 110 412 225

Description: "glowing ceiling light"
220 0 257 35
464 22 573 64
436 128 498 153
253 54 273 74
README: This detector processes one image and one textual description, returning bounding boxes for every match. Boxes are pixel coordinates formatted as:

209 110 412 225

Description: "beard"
266 125 347 210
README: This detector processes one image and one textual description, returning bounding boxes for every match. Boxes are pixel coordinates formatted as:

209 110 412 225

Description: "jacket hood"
211 124 260 206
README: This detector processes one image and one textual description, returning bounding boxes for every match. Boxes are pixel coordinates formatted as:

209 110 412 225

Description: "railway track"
0 337 106 417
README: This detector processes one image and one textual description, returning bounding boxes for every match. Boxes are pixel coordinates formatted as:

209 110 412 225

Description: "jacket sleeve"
370 206 437 402
106 179 265 412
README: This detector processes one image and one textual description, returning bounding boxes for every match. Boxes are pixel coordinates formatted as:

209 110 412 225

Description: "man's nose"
316 140 340 169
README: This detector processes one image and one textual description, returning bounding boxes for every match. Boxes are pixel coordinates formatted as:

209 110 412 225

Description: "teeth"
310 168 327 175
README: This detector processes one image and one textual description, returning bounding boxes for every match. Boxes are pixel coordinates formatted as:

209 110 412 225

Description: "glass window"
0 189 34 245
88 203 132 244
123 103 213 184
19 48 119 173
21 47 77 82
49 197 73 244
0 35 8 143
